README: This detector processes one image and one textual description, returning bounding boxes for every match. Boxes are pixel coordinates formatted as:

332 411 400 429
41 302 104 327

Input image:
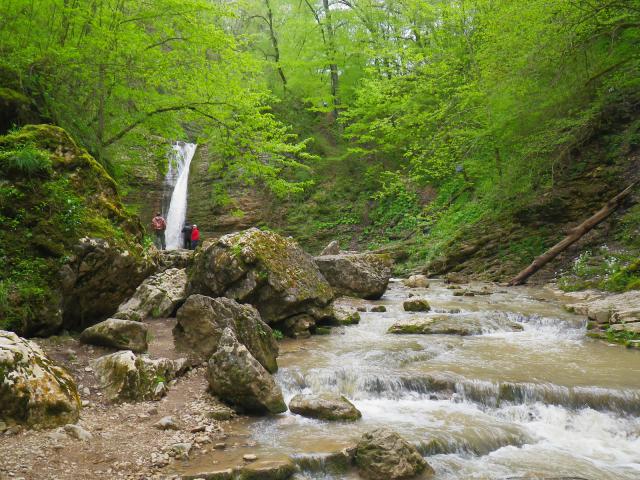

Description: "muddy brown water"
173 280 640 479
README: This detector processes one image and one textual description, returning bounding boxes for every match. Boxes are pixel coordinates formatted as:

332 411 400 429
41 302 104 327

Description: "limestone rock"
370 305 387 313
355 428 432 480
91 350 187 402
388 314 523 336
403 275 430 288
156 249 194 272
444 272 469 284
79 318 148 352
64 423 93 441
320 240 341 256
323 303 361 326
188 228 334 324
115 268 187 321
174 295 278 372
403 298 431 312
281 314 315 339
61 237 155 329
207 328 286 414
314 253 393 300
289 393 362 421
238 458 297 480
566 291 640 325
0 331 80 428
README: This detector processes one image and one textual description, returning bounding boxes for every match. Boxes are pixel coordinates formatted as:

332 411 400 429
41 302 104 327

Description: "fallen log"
508 180 639 286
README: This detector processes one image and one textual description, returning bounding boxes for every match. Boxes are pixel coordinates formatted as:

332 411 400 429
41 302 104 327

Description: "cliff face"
186 145 270 242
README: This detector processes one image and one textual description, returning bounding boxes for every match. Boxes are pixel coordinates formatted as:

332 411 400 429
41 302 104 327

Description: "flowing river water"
176 279 640 479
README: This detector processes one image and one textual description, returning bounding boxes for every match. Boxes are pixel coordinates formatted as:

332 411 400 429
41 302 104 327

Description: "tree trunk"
322 0 339 120
508 180 639 286
264 0 287 91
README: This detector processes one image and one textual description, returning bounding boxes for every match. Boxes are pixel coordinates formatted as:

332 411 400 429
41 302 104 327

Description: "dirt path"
0 319 237 480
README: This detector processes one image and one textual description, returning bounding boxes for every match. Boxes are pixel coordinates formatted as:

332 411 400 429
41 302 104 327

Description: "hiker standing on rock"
181 222 193 249
151 212 167 250
191 224 200 250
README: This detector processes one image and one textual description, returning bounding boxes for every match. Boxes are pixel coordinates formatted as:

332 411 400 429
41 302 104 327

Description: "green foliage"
0 144 52 177
272 329 284 341
558 249 640 293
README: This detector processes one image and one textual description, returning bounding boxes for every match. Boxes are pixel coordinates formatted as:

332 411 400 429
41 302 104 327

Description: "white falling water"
164 142 197 250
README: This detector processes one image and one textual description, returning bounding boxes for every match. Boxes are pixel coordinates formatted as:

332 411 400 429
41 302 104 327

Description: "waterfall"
163 142 197 250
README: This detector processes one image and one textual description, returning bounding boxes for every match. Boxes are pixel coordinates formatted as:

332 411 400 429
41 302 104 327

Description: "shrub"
0 143 52 177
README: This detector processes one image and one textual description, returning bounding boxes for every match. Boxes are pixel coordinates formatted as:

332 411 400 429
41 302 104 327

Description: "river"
178 279 640 479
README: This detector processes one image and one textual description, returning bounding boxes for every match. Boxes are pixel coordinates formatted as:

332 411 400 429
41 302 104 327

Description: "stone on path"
79 318 148 352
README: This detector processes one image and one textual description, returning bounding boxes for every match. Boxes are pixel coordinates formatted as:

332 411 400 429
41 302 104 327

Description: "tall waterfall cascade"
164 142 197 250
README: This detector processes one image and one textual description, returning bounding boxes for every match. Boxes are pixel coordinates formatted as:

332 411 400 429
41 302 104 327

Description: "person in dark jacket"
191 224 200 250
181 222 193 249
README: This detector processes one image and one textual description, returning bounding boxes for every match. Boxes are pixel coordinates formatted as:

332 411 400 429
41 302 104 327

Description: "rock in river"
314 252 393 300
289 393 362 421
403 275 430 288
174 294 279 372
79 318 148 352
403 298 431 312
207 328 286 414
388 313 523 336
188 228 334 324
0 330 80 428
355 428 432 480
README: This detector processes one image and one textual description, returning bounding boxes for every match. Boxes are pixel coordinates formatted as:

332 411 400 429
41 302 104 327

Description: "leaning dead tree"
509 179 639 286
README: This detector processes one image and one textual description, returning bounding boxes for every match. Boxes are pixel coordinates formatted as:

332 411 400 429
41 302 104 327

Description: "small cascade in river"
163 142 197 250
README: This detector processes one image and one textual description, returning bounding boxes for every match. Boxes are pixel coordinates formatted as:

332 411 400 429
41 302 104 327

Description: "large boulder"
91 350 187 402
289 393 362 421
355 428 432 480
314 253 392 300
174 295 278 372
566 291 640 325
0 331 80 428
207 328 286 414
79 318 148 352
403 275 430 288
60 237 154 329
115 268 187 321
188 228 334 324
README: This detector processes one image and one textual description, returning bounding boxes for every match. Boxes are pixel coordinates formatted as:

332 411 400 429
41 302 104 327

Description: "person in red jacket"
191 224 200 250
151 212 166 250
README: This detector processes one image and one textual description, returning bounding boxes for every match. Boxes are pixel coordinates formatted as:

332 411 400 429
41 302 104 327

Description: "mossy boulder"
289 393 362 421
0 85 40 134
402 298 431 312
174 294 279 372
188 228 334 324
314 253 393 300
207 328 286 414
355 428 432 480
0 330 80 428
0 124 153 336
91 350 187 402
79 318 149 352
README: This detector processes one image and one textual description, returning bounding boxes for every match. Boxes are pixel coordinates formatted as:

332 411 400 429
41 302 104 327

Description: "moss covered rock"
402 298 431 312
314 253 393 300
188 228 334 324
0 125 153 336
388 314 523 336
174 294 279 372
0 330 80 428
